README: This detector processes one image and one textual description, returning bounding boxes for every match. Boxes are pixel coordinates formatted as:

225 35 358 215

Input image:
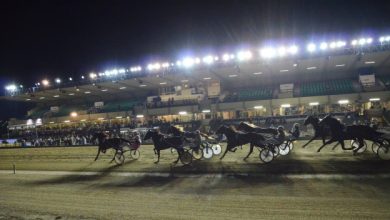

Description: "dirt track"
1 141 390 219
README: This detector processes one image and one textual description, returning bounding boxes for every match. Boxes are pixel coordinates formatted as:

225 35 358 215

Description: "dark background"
0 0 389 121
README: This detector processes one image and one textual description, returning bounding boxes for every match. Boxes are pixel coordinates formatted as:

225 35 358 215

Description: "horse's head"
144 129 157 141
237 122 247 131
304 115 318 126
167 125 181 136
215 125 228 135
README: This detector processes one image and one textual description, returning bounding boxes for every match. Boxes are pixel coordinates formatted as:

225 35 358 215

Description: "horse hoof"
154 161 159 164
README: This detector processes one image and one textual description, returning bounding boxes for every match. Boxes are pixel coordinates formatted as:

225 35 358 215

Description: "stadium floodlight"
5 84 17 92
178 111 187 115
386 36 390 41
118 68 126 74
288 45 298 55
379 36 385 42
254 105 263 109
194 58 201 64
307 43 316 52
260 47 276 59
26 119 33 126
369 98 380 101
203 55 214 64
64 120 71 123
112 69 119 75
69 77 73 81
36 118 42 126
351 39 358 46
320 42 328 50
278 47 286 57
222 54 230 61
42 79 49 86
70 112 78 117
81 75 85 79
358 38 366 45
336 41 346 47
338 99 349 104
162 62 170 68
115 116 123 119
147 63 161 71
55 78 61 84
136 114 144 118
366 38 373 44
281 104 291 108
182 58 194 68
237 50 252 61
202 109 211 113
329 42 336 49
89 72 97 79
176 60 182 66
309 102 319 106
214 56 219 61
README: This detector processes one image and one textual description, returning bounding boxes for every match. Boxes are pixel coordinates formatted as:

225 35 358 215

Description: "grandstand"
1 33 390 136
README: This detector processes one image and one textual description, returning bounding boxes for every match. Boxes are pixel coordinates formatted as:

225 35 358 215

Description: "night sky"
0 0 389 120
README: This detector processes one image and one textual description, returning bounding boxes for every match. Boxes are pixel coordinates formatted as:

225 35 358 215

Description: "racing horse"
302 115 331 148
215 125 266 160
317 115 384 154
237 122 278 137
91 132 133 162
143 129 187 164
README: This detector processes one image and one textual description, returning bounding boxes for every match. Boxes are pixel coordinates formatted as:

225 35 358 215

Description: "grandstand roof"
2 49 390 103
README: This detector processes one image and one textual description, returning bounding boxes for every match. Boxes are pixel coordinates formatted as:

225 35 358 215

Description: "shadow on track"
27 160 137 185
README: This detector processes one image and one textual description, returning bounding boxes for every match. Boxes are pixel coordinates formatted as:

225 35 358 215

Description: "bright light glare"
89 73 97 79
369 98 380 101
338 100 349 104
202 109 211 113
5 84 17 91
178 111 187 115
182 58 194 67
288 45 298 55
136 114 144 118
147 63 161 71
320 42 328 50
309 102 319 106
307 43 316 52
70 112 78 117
260 48 276 58
42 79 49 86
281 104 291 108
55 78 61 84
254 105 263 109
237 50 252 61
203 55 214 64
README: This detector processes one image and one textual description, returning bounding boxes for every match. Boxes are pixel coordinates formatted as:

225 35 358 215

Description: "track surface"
1 141 390 219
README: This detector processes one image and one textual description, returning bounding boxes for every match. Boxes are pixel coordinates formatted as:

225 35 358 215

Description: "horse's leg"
94 148 101 161
244 144 254 160
302 136 317 148
220 144 230 160
353 138 364 154
340 139 353 151
173 149 181 164
317 138 336 152
154 150 160 164
109 149 117 163
331 142 340 150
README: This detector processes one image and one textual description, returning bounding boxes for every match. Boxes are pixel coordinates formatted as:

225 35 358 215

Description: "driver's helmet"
277 126 284 132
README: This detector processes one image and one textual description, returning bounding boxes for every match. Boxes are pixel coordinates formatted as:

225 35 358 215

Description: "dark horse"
143 129 186 164
302 115 331 148
216 125 266 160
91 132 132 162
167 125 201 150
237 122 278 137
317 115 384 154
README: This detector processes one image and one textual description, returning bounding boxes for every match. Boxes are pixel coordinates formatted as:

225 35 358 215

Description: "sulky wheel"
129 149 140 160
114 151 125 165
212 144 222 155
202 147 214 159
351 140 367 154
180 150 193 165
372 142 381 154
278 142 290 156
377 145 390 160
272 145 280 157
191 149 203 160
288 141 294 150
259 148 274 163
171 148 176 154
